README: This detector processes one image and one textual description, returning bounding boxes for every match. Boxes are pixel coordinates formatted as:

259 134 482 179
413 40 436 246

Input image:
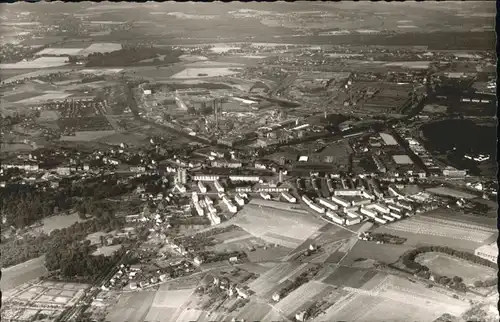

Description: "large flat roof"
392 154 414 165
379 132 398 145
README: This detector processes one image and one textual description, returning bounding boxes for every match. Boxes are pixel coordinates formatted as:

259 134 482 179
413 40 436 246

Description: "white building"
318 197 339 211
475 243 498 263
234 194 245 206
260 192 271 200
192 191 199 203
331 195 350 208
197 181 207 193
326 210 345 225
360 207 378 219
222 195 238 213
281 192 296 203
334 189 362 197
194 202 204 217
229 175 260 182
308 203 326 214
174 183 186 193
193 174 220 181
214 180 225 193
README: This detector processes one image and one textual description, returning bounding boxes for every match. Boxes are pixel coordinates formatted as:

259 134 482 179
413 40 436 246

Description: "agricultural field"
60 130 117 142
415 252 496 286
79 42 122 55
384 61 432 69
1 91 43 103
13 92 72 105
170 67 244 79
39 213 84 234
0 256 47 291
35 48 85 56
321 266 381 289
381 216 495 247
275 280 330 315
98 131 150 146
0 143 34 153
319 275 470 322
248 262 309 298
233 204 324 249
78 68 124 75
421 207 497 229
234 301 272 321
106 291 156 322
0 57 70 69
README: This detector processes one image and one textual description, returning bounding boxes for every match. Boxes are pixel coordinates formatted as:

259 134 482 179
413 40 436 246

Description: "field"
1 68 72 84
384 61 431 69
248 262 308 297
13 92 72 105
321 266 381 289
319 275 470 322
60 130 117 142
421 207 497 229
341 241 414 265
79 42 122 55
415 252 496 286
0 143 34 152
106 291 156 322
0 57 70 69
35 48 85 56
179 54 208 62
426 187 477 199
40 213 84 234
92 245 123 257
275 280 330 315
381 215 495 246
0 256 47 291
234 301 272 321
233 204 324 249
170 67 243 79
78 68 124 75
374 225 481 252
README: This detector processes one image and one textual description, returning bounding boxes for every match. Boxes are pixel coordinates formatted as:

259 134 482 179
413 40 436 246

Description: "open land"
233 204 324 249
40 213 85 234
0 57 70 69
0 256 47 291
106 291 156 322
170 67 244 79
415 252 496 286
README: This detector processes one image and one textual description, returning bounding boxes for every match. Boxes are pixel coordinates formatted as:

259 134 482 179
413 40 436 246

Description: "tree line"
85 47 183 67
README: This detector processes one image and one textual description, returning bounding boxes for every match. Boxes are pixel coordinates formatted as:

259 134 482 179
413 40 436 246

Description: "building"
130 166 146 173
192 191 199 203
197 181 207 193
174 183 186 193
318 197 339 211
194 202 204 217
229 175 260 182
331 195 351 208
260 192 271 200
176 168 187 184
325 210 345 225
281 192 296 203
211 161 242 168
234 194 245 206
475 243 498 263
214 180 225 193
443 167 467 177
193 174 220 181
334 189 362 197
308 202 326 214
222 195 238 213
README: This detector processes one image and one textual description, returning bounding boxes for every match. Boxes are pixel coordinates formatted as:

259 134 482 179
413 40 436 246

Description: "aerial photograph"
0 2 497 322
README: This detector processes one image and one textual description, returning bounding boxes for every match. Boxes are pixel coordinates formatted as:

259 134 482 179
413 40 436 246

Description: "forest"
84 46 183 67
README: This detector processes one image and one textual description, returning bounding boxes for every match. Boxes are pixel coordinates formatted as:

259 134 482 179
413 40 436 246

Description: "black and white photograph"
0 2 497 322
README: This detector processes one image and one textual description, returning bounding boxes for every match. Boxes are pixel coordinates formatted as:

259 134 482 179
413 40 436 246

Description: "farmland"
0 256 47 291
426 187 478 199
275 281 330 316
35 48 85 56
106 291 156 322
319 275 470 322
0 57 70 69
341 241 414 265
415 252 496 286
60 130 117 142
13 92 72 105
248 262 307 297
78 42 122 55
170 67 244 79
233 204 324 249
